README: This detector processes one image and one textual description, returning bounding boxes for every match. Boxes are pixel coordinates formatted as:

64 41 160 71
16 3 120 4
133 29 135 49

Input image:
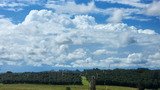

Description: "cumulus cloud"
95 0 160 19
68 49 87 59
107 9 124 23
44 0 145 22
71 57 96 68
0 0 158 22
138 29 156 35
108 0 160 17
149 52 160 61
147 52 160 69
0 17 15 30
45 0 96 14
0 0 152 23
0 10 160 69
0 0 44 11
93 49 106 55
127 53 147 64
145 1 160 16
93 49 117 55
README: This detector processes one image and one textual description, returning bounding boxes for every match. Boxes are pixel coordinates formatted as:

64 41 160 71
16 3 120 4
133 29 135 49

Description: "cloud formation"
0 0 44 11
45 0 96 14
107 9 124 23
0 10 160 69
0 0 159 23
95 0 148 8
145 1 160 16
96 0 160 22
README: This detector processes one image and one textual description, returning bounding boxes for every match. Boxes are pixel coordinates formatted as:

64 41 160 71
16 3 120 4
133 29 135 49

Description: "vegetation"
83 68 160 89
0 68 160 89
0 84 137 90
81 76 89 86
0 70 82 85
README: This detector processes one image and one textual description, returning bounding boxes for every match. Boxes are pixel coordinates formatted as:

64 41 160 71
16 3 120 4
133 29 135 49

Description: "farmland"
0 84 137 90
0 69 160 90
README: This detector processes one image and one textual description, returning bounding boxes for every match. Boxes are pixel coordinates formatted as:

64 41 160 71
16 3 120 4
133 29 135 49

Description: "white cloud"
149 52 160 61
0 2 27 7
147 52 160 69
138 29 156 35
107 9 124 23
0 18 15 30
125 16 151 22
55 35 72 44
67 48 87 60
95 0 160 19
0 0 158 22
72 15 96 29
145 1 160 16
0 10 160 69
0 15 4 18
38 0 155 23
45 0 144 22
93 49 106 55
95 0 148 8
93 49 117 55
45 1 96 14
71 57 96 67
127 53 147 64
0 0 43 11
102 0 160 17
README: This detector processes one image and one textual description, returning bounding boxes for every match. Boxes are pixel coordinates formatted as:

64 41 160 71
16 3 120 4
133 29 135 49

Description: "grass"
81 76 89 86
0 84 138 90
0 76 159 90
97 86 136 90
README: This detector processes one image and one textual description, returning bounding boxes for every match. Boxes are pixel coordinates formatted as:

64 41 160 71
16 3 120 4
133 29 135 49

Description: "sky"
0 0 160 72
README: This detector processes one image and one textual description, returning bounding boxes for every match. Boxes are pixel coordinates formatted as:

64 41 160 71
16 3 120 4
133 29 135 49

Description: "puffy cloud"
149 52 160 61
146 52 160 69
95 0 160 20
138 29 156 35
0 0 42 11
127 53 147 64
93 49 106 55
55 35 72 44
71 57 96 67
45 1 96 14
97 0 160 17
145 1 160 16
45 0 145 22
93 49 117 55
72 15 96 29
0 10 160 69
0 18 15 30
0 0 150 23
67 49 87 60
0 0 158 22
107 9 124 23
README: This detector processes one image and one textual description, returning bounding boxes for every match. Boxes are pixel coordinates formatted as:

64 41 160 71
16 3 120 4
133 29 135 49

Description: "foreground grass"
81 76 89 86
0 84 137 90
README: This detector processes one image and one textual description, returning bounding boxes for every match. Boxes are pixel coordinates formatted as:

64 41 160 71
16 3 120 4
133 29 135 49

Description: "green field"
81 76 89 86
0 84 137 90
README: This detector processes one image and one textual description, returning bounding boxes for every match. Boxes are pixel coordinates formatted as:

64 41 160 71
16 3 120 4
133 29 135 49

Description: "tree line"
0 68 159 89
0 70 81 85
83 68 160 89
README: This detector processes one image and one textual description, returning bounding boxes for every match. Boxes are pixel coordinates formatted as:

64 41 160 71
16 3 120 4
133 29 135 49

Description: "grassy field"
81 76 89 86
0 84 137 90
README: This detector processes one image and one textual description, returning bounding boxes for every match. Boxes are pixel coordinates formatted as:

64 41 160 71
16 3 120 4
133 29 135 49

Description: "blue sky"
0 0 160 72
